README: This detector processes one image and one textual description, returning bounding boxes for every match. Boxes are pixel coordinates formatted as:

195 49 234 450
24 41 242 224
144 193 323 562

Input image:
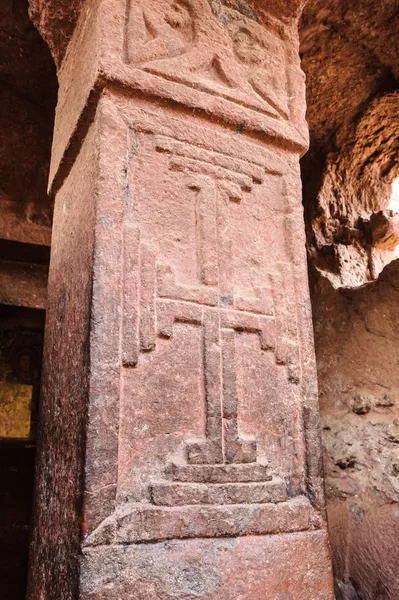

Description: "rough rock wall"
300 2 399 598
0 0 57 245
311 262 399 599
301 0 399 289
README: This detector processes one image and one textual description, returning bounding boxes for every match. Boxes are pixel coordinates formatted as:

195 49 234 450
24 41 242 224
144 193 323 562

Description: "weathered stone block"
166 462 272 484
80 531 333 599
150 479 288 506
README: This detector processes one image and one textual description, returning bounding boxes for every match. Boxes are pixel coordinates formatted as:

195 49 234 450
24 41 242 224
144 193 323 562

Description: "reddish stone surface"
311 262 399 599
301 2 399 289
370 211 399 251
0 0 56 245
28 0 307 67
80 531 333 599
48 0 308 192
27 116 97 600
0 241 49 310
300 4 399 596
0 261 47 310
28 1 334 599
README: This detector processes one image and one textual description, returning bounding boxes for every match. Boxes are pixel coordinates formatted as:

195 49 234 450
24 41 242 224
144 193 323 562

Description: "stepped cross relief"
120 133 301 510
125 0 290 121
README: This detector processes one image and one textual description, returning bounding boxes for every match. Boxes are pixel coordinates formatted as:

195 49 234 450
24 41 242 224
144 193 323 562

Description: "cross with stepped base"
121 136 299 506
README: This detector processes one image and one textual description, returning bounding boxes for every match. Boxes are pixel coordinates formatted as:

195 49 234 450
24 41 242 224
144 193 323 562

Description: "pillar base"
81 531 333 599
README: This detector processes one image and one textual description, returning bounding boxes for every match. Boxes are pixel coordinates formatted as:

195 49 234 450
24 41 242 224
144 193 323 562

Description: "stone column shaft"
28 1 335 598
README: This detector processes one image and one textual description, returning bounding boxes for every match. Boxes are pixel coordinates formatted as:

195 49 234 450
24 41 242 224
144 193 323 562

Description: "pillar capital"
29 0 308 68
48 0 309 192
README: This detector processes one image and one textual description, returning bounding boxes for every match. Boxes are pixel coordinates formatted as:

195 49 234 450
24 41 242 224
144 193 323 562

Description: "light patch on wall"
0 382 33 439
388 177 399 213
388 178 399 258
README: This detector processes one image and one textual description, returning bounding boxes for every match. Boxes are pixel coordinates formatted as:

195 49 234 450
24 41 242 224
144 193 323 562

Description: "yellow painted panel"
0 381 33 439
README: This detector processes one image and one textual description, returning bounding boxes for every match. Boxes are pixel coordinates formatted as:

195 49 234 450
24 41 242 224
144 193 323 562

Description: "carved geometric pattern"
125 0 290 121
121 136 299 506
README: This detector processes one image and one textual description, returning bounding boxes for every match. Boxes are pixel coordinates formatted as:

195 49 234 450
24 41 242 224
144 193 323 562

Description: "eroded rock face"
0 0 57 245
311 261 399 599
28 0 82 67
300 2 399 598
301 0 399 289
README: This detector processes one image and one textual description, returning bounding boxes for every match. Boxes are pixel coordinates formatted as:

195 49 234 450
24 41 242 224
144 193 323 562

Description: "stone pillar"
28 1 335 598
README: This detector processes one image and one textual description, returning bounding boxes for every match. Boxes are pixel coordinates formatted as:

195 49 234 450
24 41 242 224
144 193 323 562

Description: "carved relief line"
122 223 140 367
154 172 274 317
159 138 275 317
150 71 288 121
222 328 257 464
122 224 156 366
157 267 275 317
170 156 253 193
156 176 219 307
187 309 223 464
84 497 319 547
156 133 267 209
121 233 278 468
192 180 218 287
122 246 293 370
121 160 285 365
271 264 300 383
154 135 265 183
153 271 297 467
157 265 218 307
